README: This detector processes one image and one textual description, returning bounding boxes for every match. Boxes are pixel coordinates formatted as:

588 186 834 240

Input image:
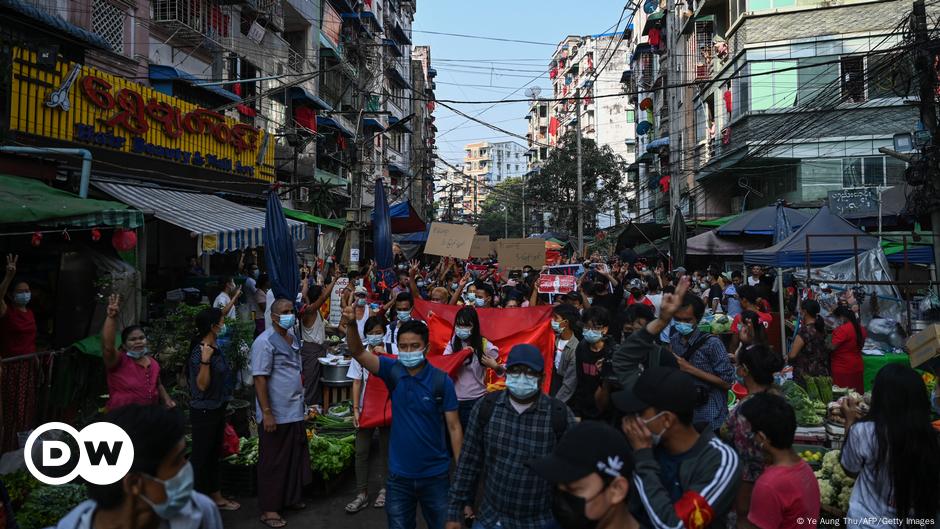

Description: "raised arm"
0 254 17 319
341 305 380 374
219 287 241 317
102 293 122 370
449 272 471 305
408 260 422 300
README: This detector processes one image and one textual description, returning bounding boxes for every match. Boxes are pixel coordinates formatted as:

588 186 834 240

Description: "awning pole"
778 269 786 357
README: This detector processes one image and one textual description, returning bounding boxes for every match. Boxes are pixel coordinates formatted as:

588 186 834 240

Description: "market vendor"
101 294 175 412
0 254 38 452
830 306 866 393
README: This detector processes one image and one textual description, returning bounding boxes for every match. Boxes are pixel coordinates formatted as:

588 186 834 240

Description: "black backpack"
477 391 569 440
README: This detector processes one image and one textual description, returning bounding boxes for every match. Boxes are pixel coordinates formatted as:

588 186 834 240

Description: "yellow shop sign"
10 47 275 182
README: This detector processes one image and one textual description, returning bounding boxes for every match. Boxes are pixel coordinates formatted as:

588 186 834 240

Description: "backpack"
384 361 448 411
477 391 568 441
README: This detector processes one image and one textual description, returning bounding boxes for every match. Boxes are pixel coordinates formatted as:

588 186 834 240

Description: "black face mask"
551 487 605 529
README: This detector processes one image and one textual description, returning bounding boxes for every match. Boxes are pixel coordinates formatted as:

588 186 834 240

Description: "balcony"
254 0 284 32
287 47 305 73
151 0 231 48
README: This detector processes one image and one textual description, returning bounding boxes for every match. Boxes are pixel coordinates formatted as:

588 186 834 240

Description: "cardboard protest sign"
497 238 546 270
547 264 585 277
470 235 495 258
537 274 577 294
424 222 476 259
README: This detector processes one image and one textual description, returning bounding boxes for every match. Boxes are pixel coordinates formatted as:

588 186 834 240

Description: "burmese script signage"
10 47 274 181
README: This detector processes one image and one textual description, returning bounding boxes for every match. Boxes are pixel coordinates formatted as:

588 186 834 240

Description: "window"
841 56 865 102
694 102 707 143
750 61 797 110
747 0 795 11
389 131 403 153
869 54 913 100
800 159 843 201
842 156 905 187
92 0 126 54
795 57 838 107
626 109 636 122
540 106 548 118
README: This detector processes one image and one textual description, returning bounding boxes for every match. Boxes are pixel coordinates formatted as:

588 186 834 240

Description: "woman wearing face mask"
0 254 40 451
102 294 175 412
340 285 375 342
733 310 769 356
720 344 784 528
570 307 612 420
550 304 581 405
788 299 829 387
212 277 241 319
345 317 390 514
444 307 502 427
51 404 223 529
831 305 866 393
188 307 239 512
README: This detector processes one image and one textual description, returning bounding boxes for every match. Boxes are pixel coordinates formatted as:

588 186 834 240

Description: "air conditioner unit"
294 187 310 202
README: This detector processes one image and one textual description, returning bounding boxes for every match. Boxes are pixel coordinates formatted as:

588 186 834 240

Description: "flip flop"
373 489 386 509
346 494 369 514
217 499 241 511
260 515 286 528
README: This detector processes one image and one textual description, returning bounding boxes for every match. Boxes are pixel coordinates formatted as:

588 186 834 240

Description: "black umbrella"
670 207 687 269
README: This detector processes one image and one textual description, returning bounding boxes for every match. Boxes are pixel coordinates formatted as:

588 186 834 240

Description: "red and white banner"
537 274 577 294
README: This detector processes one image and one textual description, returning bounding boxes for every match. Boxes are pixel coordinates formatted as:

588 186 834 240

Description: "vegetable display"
782 380 827 426
327 402 352 418
14 483 86 529
307 433 355 480
223 436 259 466
814 450 855 513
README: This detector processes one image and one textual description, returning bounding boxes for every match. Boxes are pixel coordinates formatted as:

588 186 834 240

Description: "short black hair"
624 303 655 324
582 306 611 328
397 320 429 346
395 291 414 305
552 303 580 325
739 392 796 450
474 282 495 298
736 285 759 305
120 325 145 347
731 270 743 280
86 405 185 509
363 315 387 335
680 294 705 321
737 344 784 385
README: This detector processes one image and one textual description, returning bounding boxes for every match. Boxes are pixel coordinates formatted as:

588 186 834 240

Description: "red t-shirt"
0 307 37 357
730 311 772 333
748 460 820 529
106 352 161 411
627 295 654 308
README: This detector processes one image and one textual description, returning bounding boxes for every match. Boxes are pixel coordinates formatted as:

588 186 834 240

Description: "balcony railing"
152 0 231 48
287 47 305 73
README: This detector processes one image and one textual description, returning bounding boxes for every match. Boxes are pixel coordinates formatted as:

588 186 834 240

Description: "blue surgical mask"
587 297 594 305
417 280 426 288
474 297 486 307
398 349 425 368
505 373 540 399
141 462 195 520
551 320 562 333
356 298 367 307
126 347 149 360
278 313 296 329
674 321 695 335
583 329 603 343
365 334 384 347
13 292 30 306
397 310 412 322
451 282 459 291
465 293 477 303
455 326 472 340
218 323 228 336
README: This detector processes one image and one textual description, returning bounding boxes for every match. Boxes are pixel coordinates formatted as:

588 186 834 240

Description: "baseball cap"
628 278 644 290
505 344 544 373
612 367 697 416
527 421 634 483
673 266 687 274
354 285 368 295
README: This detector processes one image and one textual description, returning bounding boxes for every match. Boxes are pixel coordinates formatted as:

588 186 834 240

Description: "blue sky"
412 1 628 166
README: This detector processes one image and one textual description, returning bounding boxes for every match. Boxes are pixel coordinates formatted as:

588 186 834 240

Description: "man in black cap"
614 366 741 529
446 344 575 529
528 421 640 529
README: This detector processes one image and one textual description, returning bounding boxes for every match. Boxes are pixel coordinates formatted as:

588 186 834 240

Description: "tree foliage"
476 177 525 239
527 132 630 234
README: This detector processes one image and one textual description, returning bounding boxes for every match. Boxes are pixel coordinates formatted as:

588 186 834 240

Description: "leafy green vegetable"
224 437 259 466
308 433 355 480
15 484 86 529
2 470 41 510
805 377 820 402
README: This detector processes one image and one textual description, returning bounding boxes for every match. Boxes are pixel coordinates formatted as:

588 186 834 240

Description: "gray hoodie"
47 492 223 529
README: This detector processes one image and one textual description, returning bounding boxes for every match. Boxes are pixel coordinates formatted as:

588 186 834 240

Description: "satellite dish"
525 86 542 99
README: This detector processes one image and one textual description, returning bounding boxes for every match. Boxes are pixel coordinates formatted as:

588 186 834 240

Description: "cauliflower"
820 450 841 477
837 486 853 512
830 462 848 483
817 479 836 505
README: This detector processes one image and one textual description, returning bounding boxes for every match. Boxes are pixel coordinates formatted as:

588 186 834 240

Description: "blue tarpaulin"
264 189 300 303
717 205 811 237
373 178 395 287
744 206 878 267
773 201 793 245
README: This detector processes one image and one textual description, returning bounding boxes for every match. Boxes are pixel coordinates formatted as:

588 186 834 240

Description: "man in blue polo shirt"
342 305 462 529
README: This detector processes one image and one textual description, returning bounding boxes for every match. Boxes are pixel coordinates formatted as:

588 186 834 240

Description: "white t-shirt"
213 292 236 319
647 293 663 317
510 398 534 414
302 311 326 344
841 421 898 528
554 338 569 369
748 276 761 287
356 310 370 341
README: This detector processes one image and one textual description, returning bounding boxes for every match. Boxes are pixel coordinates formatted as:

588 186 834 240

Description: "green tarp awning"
284 208 346 230
696 214 740 228
0 174 142 228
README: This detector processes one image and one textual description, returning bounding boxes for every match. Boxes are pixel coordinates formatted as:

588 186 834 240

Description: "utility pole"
522 172 527 238
912 0 940 271
576 94 584 256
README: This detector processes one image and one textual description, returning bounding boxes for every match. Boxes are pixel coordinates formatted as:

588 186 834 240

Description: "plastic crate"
219 462 257 497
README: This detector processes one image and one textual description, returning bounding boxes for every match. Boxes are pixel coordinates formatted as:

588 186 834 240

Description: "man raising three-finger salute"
611 278 741 529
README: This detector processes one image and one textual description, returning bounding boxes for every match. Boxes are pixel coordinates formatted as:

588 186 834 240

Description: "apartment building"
548 32 637 227
625 0 917 222
461 140 527 216
525 98 551 170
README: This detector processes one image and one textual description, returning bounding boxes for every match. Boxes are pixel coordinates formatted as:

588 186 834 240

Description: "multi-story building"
629 0 917 222
411 45 437 222
547 32 637 227
525 98 551 170
434 166 471 222
461 140 527 216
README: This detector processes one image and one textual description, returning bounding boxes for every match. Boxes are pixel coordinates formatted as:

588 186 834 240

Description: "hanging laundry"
648 28 662 47
659 175 671 193
548 116 560 136
723 90 733 114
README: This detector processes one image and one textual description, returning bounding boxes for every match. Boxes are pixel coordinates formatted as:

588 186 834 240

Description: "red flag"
358 349 473 429
548 117 560 136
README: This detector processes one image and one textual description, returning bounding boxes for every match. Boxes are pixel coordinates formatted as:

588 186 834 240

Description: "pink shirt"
748 460 820 529
106 352 160 410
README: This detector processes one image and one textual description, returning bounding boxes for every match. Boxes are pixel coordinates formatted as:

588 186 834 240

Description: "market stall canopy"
686 230 768 255
744 206 878 267
0 174 142 228
696 214 740 228
371 200 426 234
716 205 811 236
283 208 345 230
94 181 306 255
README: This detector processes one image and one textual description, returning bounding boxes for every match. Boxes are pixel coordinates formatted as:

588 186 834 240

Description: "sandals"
260 515 287 528
373 488 386 508
216 499 241 511
345 493 369 514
